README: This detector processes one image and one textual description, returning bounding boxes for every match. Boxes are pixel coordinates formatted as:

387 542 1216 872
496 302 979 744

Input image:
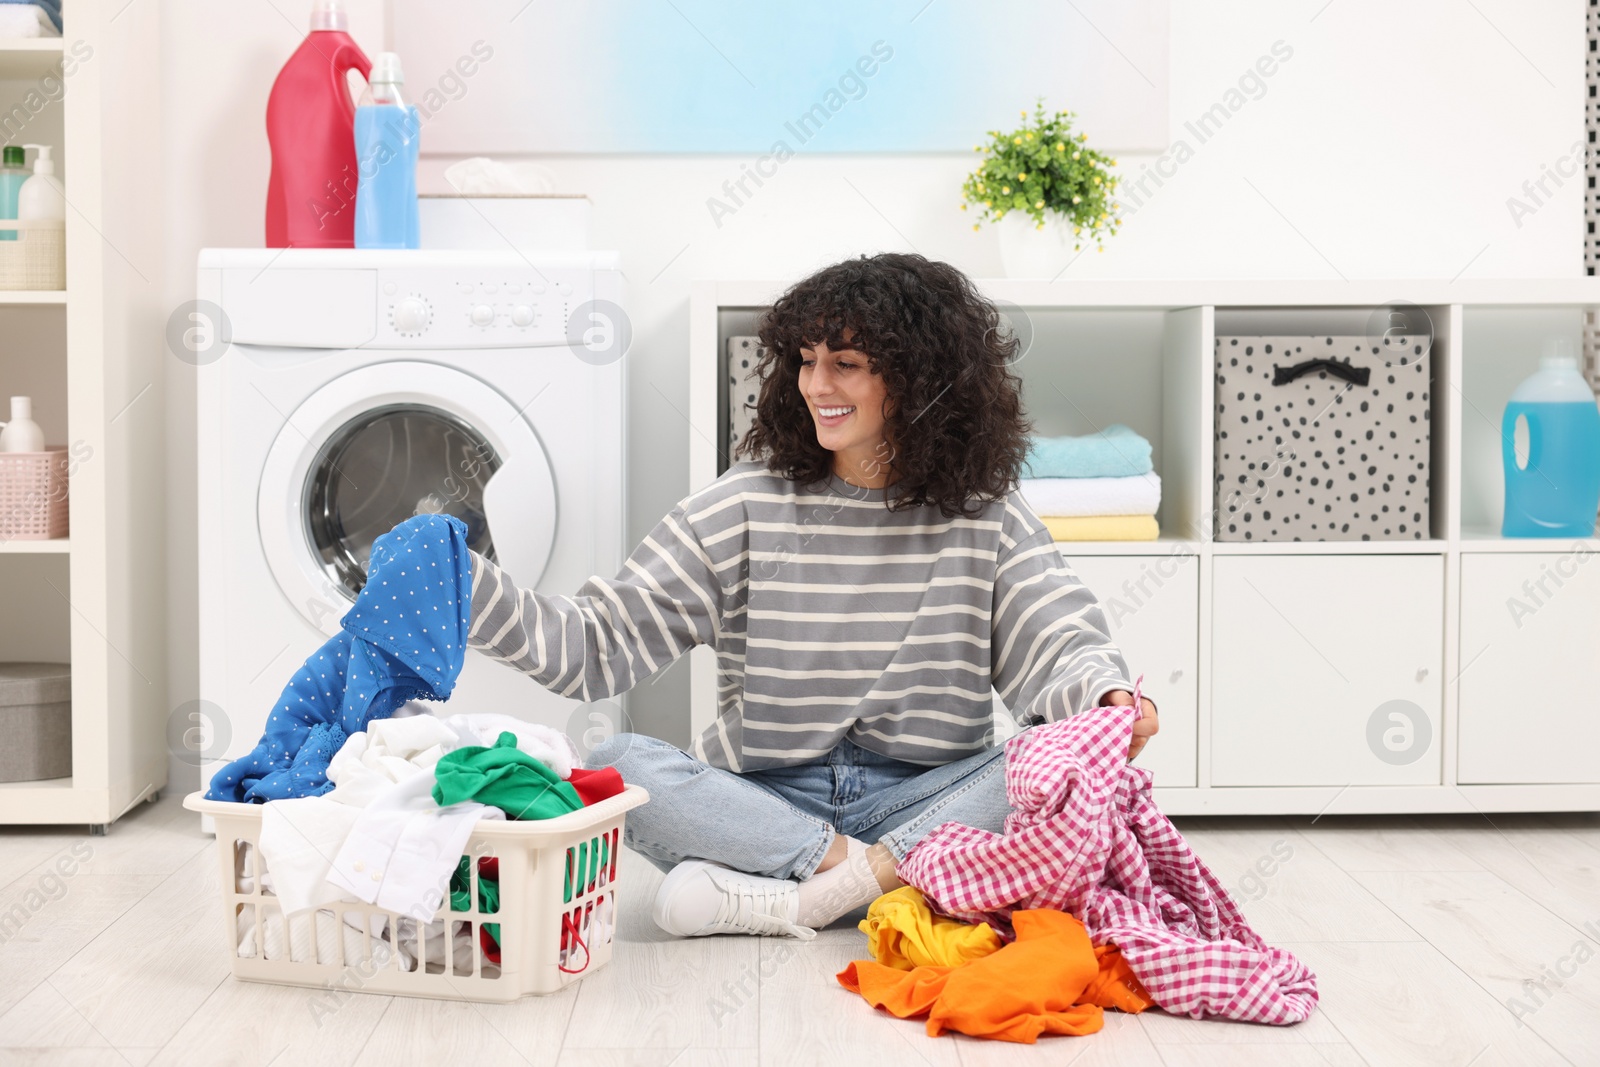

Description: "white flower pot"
994 211 1079 279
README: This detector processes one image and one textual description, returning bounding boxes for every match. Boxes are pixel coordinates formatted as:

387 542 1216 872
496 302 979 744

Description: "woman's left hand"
1100 689 1159 761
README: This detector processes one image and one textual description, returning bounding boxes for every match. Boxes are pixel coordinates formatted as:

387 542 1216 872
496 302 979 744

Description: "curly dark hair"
735 252 1034 519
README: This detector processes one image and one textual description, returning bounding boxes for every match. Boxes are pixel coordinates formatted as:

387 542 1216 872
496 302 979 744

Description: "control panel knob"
470 304 496 327
511 304 535 328
392 296 431 334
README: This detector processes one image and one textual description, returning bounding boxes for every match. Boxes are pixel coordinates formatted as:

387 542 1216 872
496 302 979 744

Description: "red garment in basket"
566 766 625 807
477 857 501 964
895 699 1319 1026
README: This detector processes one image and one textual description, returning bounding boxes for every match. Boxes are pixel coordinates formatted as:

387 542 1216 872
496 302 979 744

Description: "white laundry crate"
184 785 649 1002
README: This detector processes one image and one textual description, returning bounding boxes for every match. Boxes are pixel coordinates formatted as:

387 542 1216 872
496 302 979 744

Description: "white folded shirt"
1019 473 1161 517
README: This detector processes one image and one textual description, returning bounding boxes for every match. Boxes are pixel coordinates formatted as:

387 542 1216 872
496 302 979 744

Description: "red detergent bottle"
264 0 372 248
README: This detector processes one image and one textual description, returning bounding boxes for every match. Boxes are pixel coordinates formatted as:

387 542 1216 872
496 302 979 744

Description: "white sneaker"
652 860 817 940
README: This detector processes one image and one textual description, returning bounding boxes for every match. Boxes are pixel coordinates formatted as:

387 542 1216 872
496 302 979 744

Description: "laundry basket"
184 785 649 1002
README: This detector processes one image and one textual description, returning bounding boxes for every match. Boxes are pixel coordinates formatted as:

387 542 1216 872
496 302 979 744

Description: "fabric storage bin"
183 784 649 1002
1215 334 1431 541
728 335 764 455
0 447 70 540
0 662 72 783
0 222 66 290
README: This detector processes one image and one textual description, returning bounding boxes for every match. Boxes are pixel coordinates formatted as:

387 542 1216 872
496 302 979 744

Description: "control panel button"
469 304 496 327
555 280 573 296
511 304 535 327
391 296 432 335
527 279 548 295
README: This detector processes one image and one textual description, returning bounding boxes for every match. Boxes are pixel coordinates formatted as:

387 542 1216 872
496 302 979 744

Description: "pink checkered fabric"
897 681 1318 1025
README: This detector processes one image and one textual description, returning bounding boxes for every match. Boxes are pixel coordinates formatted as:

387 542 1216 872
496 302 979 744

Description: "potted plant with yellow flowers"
961 99 1120 277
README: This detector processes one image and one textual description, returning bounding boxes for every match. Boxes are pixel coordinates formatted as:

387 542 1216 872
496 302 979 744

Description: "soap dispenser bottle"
16 144 64 227
1501 338 1600 537
0 396 45 453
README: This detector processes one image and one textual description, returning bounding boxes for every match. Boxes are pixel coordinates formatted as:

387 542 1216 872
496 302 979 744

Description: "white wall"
161 0 1585 790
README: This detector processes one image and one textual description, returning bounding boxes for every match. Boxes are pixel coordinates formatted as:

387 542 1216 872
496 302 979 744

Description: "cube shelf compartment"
690 279 1600 815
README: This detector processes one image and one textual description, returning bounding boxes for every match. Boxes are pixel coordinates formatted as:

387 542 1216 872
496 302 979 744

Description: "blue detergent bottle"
1501 338 1600 537
353 51 420 250
0 145 27 242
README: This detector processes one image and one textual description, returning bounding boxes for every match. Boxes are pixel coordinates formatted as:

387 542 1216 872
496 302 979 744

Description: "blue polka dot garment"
204 514 475 803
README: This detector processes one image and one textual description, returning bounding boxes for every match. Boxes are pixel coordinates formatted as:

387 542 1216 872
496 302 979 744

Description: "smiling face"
798 328 899 488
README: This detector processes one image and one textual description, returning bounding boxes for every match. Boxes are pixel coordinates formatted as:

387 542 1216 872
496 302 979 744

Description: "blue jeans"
583 732 1012 882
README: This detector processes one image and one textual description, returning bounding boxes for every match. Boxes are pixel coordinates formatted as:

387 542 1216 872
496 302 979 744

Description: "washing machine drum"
306 404 498 598
259 362 557 636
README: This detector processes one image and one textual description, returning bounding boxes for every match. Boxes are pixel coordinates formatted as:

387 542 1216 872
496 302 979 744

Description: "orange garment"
837 908 1154 1043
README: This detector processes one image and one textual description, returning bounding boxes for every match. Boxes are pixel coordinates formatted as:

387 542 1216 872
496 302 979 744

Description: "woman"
465 252 1158 939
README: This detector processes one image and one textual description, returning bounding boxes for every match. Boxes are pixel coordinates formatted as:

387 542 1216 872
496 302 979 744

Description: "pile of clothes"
1019 424 1161 541
838 683 1318 1043
207 514 624 976
838 886 1155 1041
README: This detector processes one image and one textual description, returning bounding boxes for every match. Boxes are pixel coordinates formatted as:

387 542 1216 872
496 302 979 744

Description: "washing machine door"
258 361 557 636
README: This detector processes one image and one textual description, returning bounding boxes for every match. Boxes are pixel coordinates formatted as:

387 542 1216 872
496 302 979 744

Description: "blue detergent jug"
353 51 420 250
1501 339 1600 537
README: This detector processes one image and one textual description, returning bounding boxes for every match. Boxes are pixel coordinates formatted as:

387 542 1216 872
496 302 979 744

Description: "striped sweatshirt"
465 459 1141 773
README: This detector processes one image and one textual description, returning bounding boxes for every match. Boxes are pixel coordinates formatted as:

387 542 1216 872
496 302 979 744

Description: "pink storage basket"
0 447 69 540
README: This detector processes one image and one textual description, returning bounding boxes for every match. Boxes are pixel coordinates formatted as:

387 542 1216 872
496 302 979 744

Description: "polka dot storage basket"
0 446 69 540
728 335 764 455
183 784 649 1002
1214 334 1431 542
0 221 66 290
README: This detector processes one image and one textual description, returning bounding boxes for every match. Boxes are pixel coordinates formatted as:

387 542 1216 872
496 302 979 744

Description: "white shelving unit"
0 5 166 828
689 278 1600 816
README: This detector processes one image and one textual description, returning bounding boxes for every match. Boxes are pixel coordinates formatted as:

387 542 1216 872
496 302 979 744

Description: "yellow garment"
859 886 1003 970
1042 514 1159 541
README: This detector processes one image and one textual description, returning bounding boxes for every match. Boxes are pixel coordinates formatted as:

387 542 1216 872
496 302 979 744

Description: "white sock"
795 836 885 928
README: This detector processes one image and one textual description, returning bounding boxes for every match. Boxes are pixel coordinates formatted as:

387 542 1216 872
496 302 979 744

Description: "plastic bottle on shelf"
0 396 45 453
15 144 64 227
264 0 372 248
353 51 421 250
0 145 29 242
1501 337 1600 537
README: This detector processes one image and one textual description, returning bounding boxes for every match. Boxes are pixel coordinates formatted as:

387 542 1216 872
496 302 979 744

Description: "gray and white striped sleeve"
990 497 1142 726
465 500 722 701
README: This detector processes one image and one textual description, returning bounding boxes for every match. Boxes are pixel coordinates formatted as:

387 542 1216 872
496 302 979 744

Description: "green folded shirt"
432 731 584 819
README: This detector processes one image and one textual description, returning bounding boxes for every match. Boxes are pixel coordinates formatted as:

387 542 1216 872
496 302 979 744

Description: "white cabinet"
1065 552 1199 788
1458 552 1600 785
1211 555 1443 787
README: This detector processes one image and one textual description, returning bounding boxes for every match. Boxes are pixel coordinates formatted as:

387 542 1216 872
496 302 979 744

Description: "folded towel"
0 4 56 36
1022 425 1153 480
0 0 62 34
1042 515 1160 542
1020 473 1160 518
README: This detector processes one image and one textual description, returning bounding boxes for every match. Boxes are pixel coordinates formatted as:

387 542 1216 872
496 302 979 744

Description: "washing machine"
195 249 628 774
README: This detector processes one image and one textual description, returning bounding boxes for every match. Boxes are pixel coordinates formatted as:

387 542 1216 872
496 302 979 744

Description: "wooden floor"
0 792 1595 1066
